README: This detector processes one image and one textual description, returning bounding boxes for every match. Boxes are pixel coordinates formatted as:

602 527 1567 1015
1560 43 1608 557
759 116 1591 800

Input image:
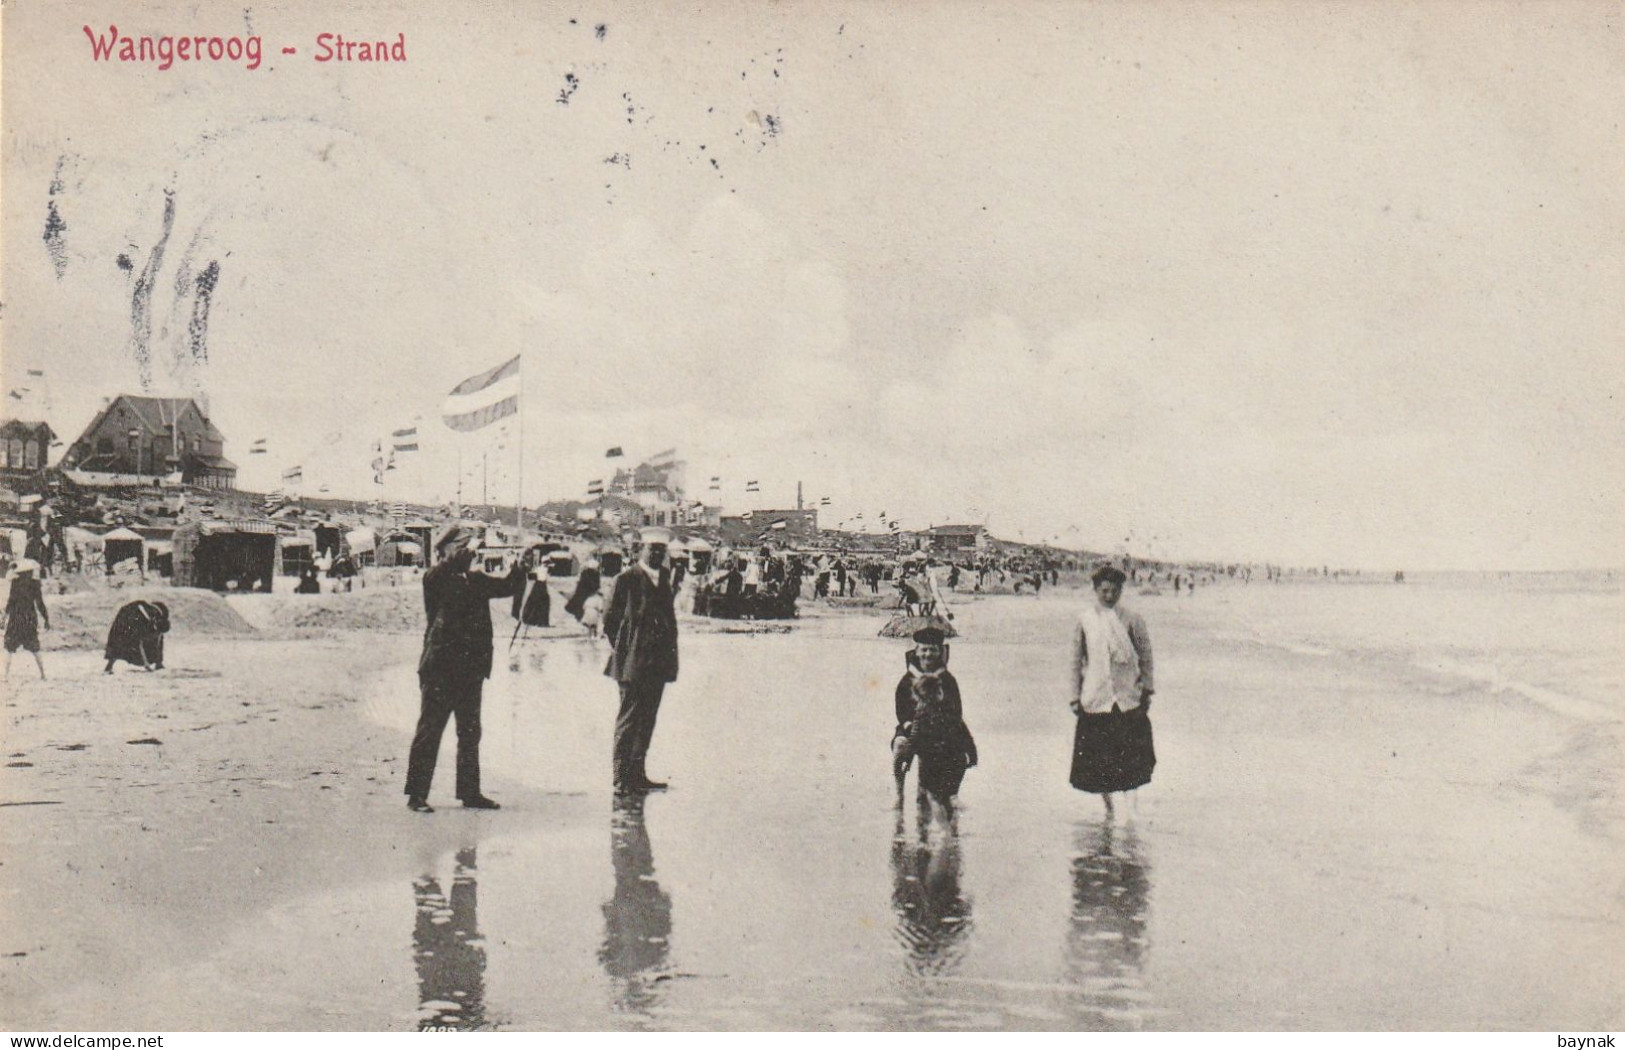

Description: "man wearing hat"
603 525 680 795
1068 564 1156 814
404 524 521 813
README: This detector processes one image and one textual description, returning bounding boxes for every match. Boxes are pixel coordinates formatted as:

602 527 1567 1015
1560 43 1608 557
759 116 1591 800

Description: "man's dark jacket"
418 560 521 680
602 565 679 684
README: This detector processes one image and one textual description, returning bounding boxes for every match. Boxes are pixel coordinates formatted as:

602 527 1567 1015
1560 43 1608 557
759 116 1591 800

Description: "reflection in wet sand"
600 796 672 1019
890 800 973 976
1064 821 1152 1029
412 847 488 1030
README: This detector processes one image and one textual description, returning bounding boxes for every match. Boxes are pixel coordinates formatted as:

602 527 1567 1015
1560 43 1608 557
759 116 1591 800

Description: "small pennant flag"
709 476 721 492
587 479 604 496
392 427 419 453
26 369 44 377
282 465 303 485
442 354 521 432
250 438 268 454
741 510 753 521
7 390 22 401
745 480 760 493
319 484 330 494
606 447 624 458
819 496 831 507
854 512 863 520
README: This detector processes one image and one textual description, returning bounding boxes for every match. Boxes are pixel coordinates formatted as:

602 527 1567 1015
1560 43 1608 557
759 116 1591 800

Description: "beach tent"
279 536 314 577
173 519 278 592
683 536 715 574
145 540 174 577
102 527 145 574
377 533 423 567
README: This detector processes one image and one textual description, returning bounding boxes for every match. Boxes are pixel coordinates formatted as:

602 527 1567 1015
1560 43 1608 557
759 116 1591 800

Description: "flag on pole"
587 479 604 496
392 427 419 452
441 354 521 431
606 447 624 458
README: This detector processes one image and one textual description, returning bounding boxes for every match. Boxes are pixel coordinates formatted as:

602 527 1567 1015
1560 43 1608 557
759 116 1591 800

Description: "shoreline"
2 585 1620 1029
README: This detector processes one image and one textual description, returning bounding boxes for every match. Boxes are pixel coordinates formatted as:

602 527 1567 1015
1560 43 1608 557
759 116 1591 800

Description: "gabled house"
64 396 236 489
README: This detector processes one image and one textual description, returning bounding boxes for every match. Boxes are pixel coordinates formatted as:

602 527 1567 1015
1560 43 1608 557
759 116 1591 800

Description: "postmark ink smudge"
557 72 579 105
188 260 220 364
603 153 631 169
595 23 607 39
129 191 177 390
117 254 134 274
43 157 70 280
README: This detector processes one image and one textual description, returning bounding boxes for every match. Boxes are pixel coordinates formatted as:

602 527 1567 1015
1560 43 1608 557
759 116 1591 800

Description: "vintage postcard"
1 0 1620 1034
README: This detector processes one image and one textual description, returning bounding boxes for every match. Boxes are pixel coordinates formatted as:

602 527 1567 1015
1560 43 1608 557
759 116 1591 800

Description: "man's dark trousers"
406 673 484 801
614 679 666 785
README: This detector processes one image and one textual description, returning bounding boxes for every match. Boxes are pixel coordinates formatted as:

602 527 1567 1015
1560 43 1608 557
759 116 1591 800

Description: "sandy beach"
2 578 1620 1030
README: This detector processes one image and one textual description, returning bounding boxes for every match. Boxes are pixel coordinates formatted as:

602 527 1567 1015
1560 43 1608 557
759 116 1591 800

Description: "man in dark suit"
603 526 679 796
405 525 520 813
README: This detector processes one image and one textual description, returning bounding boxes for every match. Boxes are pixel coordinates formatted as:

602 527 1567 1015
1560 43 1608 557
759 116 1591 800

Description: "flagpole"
516 352 525 533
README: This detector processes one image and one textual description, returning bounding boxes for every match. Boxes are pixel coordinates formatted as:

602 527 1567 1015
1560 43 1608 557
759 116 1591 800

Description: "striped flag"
709 476 721 492
441 354 520 432
392 427 419 453
819 496 831 507
587 479 604 496
746 480 759 493
250 438 268 455
282 465 303 485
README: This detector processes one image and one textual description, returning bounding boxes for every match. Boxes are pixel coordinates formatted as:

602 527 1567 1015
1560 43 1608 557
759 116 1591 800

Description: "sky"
2 1 1621 570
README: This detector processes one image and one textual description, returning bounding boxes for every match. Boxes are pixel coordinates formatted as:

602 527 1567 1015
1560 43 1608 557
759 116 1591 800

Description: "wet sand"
2 585 1620 1030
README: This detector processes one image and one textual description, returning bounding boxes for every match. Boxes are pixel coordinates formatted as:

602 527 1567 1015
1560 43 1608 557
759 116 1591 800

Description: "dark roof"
928 524 986 535
193 455 238 472
82 396 225 445
0 420 55 440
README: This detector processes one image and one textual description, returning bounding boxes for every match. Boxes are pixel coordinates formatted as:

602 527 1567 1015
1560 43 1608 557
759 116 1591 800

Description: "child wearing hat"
891 625 978 807
3 559 50 679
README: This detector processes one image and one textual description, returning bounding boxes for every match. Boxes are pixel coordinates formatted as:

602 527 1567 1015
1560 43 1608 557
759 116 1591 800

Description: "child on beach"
892 626 978 810
580 590 605 639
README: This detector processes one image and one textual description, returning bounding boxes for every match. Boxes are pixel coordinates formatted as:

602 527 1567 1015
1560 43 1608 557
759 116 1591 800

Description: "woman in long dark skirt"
104 600 170 672
3 560 50 679
1069 565 1155 816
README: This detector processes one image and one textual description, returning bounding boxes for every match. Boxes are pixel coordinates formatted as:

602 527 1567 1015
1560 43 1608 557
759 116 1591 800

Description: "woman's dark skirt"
1070 706 1155 794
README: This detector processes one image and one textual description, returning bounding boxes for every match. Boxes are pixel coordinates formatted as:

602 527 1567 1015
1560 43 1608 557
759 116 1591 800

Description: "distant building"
925 524 989 555
64 396 236 489
720 508 819 546
0 420 56 480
